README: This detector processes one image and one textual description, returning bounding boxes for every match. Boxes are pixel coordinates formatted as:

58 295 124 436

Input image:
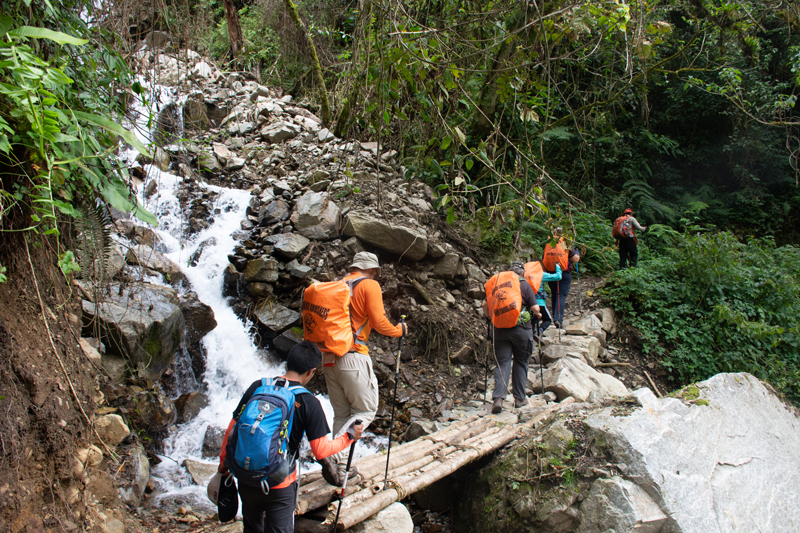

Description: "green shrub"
604 230 800 405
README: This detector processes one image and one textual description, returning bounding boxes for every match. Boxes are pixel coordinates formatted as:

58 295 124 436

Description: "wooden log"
299 470 323 486
644 370 663 397
595 362 632 368
407 276 437 305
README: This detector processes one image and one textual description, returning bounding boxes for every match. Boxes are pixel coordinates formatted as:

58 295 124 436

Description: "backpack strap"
347 276 370 347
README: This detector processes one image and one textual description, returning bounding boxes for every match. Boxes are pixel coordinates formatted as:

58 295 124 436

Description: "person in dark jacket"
615 208 647 269
482 261 541 413
218 341 363 533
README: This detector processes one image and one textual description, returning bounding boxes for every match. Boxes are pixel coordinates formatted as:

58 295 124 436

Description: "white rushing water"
124 79 382 511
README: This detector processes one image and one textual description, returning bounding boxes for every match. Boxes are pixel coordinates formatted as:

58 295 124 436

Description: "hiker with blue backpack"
217 341 363 533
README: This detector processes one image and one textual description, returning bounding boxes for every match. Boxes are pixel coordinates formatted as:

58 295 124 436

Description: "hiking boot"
491 397 503 414
514 396 529 408
319 456 340 486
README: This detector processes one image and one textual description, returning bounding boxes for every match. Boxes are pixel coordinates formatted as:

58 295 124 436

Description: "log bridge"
295 397 575 531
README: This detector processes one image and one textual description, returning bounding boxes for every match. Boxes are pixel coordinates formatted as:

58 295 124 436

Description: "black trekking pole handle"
332 418 361 532
383 315 406 490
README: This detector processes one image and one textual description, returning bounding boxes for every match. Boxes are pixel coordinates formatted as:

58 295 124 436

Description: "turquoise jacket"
536 263 562 307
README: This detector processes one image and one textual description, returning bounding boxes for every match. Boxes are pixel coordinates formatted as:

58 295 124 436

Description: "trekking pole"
538 321 545 399
483 319 490 405
332 420 361 532
383 316 406 490
576 263 582 313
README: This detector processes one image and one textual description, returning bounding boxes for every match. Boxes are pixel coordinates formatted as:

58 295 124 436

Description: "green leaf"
72 110 151 157
446 206 455 224
441 136 451 150
465 159 474 171
9 26 89 46
383 110 390 126
0 16 14 37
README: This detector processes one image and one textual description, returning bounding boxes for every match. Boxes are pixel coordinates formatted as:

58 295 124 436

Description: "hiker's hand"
533 305 542 319
401 323 408 336
347 421 364 440
217 464 228 474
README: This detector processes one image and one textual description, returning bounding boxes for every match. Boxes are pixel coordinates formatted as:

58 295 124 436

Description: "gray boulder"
533 356 627 402
584 374 800 533
342 213 428 260
350 502 413 533
261 122 300 143
432 253 461 280
178 291 217 345
82 283 184 381
253 300 300 337
118 442 150 507
258 198 290 226
266 233 310 260
290 191 340 240
542 336 601 367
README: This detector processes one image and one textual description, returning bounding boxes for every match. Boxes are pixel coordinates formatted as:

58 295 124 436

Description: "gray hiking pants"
491 325 534 401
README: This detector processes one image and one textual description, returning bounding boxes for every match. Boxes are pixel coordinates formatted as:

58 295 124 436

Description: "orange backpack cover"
523 261 544 293
484 272 522 328
542 238 569 272
301 277 364 356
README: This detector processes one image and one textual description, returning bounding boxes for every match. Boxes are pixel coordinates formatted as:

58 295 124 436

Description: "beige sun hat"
349 251 381 274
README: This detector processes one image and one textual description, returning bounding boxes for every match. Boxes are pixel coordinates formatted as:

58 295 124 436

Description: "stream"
123 79 382 512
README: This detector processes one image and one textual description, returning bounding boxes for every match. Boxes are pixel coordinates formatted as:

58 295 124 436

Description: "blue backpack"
226 378 310 493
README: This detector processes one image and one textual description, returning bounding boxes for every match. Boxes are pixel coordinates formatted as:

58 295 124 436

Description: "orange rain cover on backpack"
484 272 522 328
301 278 364 356
523 261 545 293
542 238 569 272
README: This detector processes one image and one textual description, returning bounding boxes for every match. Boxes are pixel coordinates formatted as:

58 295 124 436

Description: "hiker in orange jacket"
614 208 647 268
320 251 407 485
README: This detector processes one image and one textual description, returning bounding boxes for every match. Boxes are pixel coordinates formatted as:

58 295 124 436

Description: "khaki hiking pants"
324 351 379 472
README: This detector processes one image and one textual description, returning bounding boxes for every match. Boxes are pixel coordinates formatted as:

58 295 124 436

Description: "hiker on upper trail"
482 261 540 414
217 341 364 533
542 228 580 329
522 259 563 338
613 208 647 269
314 251 407 485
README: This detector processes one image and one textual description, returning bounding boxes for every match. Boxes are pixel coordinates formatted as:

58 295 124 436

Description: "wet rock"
178 291 217 345
153 147 170 171
342 213 428 260
126 244 184 284
175 391 208 424
266 233 310 260
253 300 300 336
189 237 217 267
290 191 340 240
248 282 274 298
82 283 184 381
223 264 242 297
183 459 218 486
94 414 130 447
202 425 225 457
243 257 280 283
116 220 158 248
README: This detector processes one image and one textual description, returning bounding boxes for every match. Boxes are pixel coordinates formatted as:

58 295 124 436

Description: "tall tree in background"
223 0 243 57
284 0 331 125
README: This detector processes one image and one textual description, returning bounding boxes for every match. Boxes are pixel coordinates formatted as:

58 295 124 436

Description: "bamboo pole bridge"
294 397 576 531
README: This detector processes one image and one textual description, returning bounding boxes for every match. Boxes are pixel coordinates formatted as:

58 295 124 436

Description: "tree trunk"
223 0 243 57
284 0 331 126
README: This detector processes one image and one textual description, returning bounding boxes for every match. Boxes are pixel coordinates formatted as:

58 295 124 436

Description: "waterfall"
122 78 380 511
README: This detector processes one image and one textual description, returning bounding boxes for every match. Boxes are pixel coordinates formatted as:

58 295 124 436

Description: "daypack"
302 276 367 356
523 261 545 293
484 272 522 328
613 215 635 239
226 378 310 493
542 238 569 273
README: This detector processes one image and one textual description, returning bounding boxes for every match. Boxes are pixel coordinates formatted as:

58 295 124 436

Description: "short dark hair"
287 341 322 374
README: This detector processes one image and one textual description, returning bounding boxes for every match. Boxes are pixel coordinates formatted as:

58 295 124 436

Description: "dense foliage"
0 0 153 279
604 228 800 405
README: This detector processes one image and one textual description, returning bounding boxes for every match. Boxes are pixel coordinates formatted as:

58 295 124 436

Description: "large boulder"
243 257 280 283
94 414 130 447
258 198 290 226
576 476 668 533
82 283 184 381
432 253 461 280
584 374 800 533
533 357 627 402
341 213 428 260
542 336 602 367
290 191 340 240
118 442 150 507
126 244 184 284
565 314 603 336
